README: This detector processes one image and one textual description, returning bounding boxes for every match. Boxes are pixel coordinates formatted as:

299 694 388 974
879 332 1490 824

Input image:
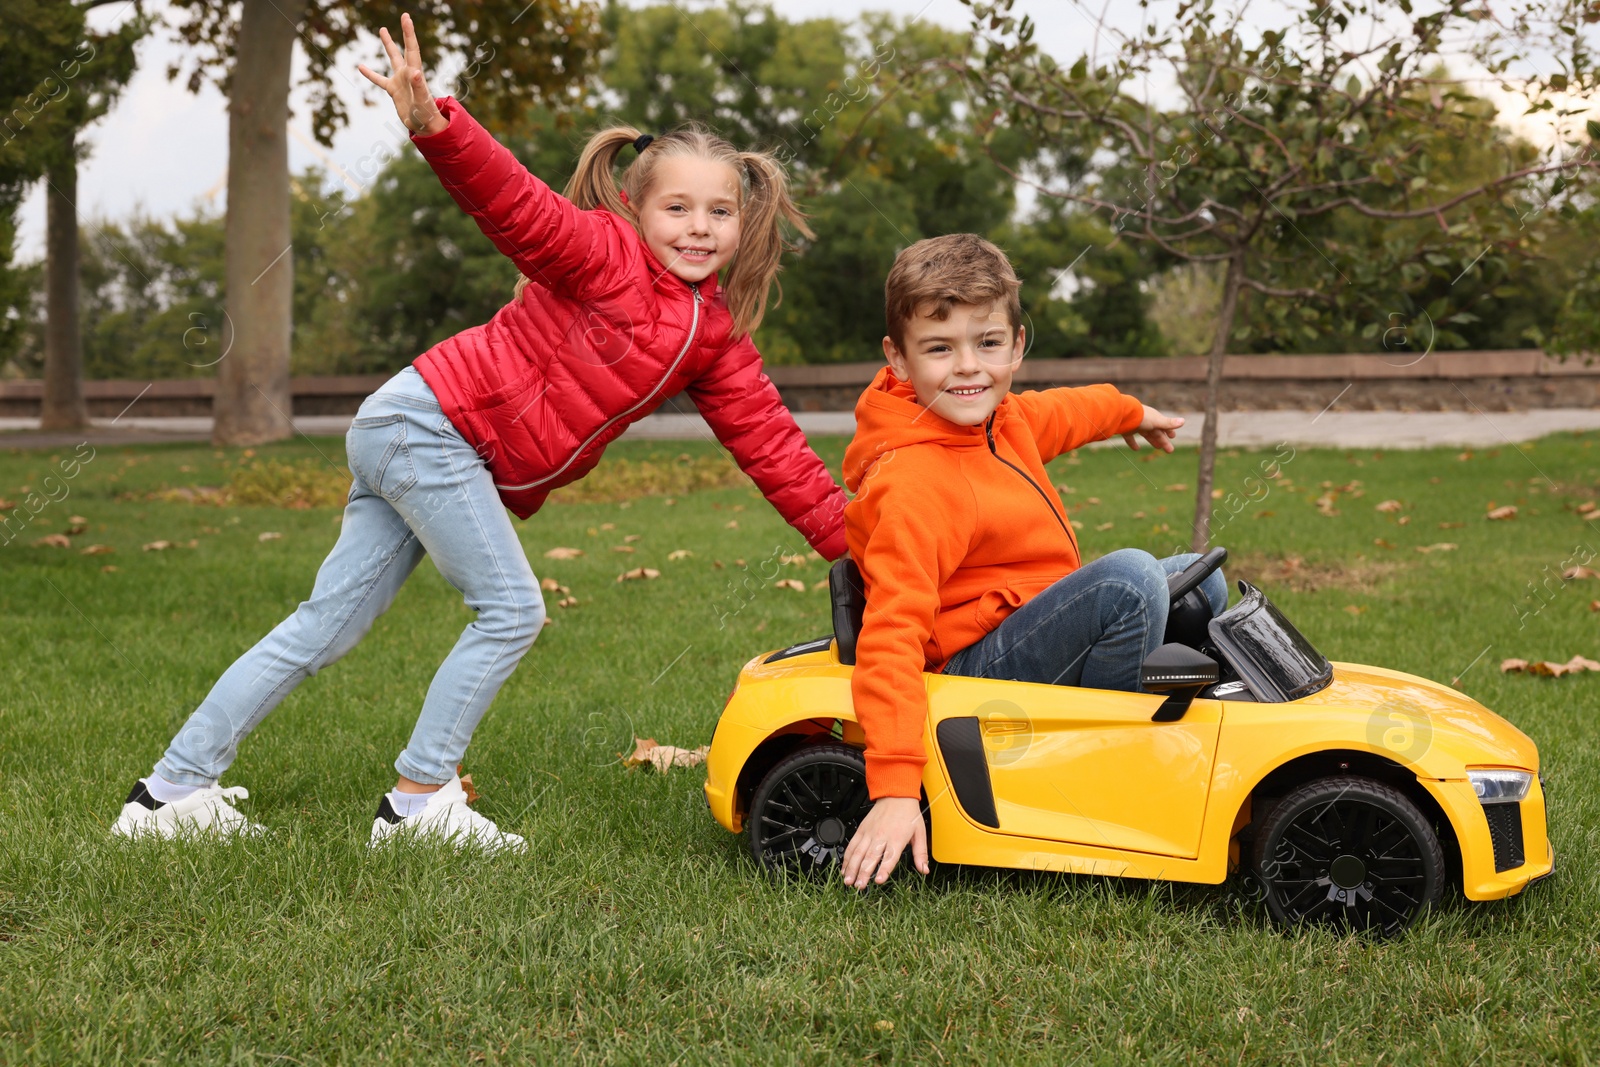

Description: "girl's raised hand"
357 13 448 136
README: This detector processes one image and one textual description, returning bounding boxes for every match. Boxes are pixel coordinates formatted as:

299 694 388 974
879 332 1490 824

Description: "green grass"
2 430 1599 1064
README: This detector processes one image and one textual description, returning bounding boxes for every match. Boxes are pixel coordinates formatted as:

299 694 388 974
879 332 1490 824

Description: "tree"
0 0 143 428
960 0 1600 549
163 0 604 445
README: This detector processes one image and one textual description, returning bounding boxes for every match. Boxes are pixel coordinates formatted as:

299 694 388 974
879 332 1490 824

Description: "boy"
837 233 1228 890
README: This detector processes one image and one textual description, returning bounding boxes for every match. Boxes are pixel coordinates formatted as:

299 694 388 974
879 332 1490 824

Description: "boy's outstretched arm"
1013 385 1182 461
361 16 629 302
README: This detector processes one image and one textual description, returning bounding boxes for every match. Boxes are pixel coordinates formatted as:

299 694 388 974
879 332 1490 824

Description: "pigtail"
722 151 816 338
512 127 641 301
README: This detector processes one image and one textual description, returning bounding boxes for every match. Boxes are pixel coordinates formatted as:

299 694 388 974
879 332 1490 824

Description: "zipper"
985 413 1079 554
495 282 703 492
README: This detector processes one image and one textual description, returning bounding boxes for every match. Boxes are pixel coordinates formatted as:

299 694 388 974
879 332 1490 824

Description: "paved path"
3 408 1598 452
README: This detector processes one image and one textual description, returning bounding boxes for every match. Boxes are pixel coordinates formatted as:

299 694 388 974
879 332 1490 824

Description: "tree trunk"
41 137 89 432
213 0 309 446
1189 252 1245 553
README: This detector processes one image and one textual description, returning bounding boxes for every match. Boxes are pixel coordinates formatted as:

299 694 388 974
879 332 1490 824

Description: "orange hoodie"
842 367 1147 799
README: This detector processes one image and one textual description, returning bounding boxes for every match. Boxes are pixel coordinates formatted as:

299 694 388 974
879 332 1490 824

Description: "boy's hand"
1123 404 1184 453
357 13 449 136
840 796 930 889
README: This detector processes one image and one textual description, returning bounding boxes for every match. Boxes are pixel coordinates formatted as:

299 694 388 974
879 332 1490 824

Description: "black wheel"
748 743 871 874
1252 775 1445 937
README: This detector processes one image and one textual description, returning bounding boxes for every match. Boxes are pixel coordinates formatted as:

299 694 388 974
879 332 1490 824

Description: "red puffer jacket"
407 96 847 559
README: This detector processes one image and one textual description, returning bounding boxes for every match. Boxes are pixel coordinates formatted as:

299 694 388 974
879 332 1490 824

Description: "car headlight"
1468 769 1532 804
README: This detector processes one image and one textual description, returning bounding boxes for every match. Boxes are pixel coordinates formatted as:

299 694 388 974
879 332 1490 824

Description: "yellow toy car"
704 550 1554 936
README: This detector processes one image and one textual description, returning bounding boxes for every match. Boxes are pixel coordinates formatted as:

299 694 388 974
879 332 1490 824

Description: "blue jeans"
156 367 545 787
941 549 1228 691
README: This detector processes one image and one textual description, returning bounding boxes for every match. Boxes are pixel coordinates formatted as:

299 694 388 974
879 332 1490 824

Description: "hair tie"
633 133 655 153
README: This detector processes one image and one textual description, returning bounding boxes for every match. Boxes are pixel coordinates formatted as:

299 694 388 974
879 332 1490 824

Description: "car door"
925 673 1222 858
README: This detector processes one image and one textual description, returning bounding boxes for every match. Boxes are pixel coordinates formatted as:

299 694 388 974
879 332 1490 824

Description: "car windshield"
1210 582 1332 702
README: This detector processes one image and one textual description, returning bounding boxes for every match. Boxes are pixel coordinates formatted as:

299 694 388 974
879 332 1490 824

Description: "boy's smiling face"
883 299 1025 425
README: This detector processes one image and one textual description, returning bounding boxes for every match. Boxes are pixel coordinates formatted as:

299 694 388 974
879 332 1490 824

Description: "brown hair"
513 122 814 338
884 233 1023 351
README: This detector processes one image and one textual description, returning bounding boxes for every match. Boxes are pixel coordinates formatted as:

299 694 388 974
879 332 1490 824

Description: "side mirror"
1141 643 1220 722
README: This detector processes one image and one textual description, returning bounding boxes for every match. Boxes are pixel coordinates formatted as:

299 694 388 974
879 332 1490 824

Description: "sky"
12 0 1587 261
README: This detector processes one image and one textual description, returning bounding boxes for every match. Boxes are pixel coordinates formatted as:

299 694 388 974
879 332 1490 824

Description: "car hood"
1300 662 1539 774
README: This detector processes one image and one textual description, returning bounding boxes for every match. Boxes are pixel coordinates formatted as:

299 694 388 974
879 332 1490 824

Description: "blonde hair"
513 122 814 338
884 233 1023 351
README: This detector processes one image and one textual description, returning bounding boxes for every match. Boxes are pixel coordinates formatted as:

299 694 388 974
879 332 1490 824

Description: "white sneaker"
110 779 265 839
368 775 526 854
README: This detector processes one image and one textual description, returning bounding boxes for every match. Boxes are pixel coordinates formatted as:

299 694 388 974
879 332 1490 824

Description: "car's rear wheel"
1252 775 1444 937
748 743 871 874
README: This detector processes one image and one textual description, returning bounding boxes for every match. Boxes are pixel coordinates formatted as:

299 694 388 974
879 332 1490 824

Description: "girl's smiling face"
635 156 743 285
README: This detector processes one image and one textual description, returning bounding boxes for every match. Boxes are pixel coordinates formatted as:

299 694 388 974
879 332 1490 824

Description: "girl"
111 14 848 851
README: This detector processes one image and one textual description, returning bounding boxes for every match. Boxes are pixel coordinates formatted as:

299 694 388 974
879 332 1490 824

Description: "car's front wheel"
1252 775 1445 937
748 743 871 874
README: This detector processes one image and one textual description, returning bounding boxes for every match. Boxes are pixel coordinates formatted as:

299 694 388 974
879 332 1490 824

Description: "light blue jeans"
942 550 1228 691
156 366 545 787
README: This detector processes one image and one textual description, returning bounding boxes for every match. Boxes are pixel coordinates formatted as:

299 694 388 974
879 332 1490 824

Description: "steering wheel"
1167 547 1228 605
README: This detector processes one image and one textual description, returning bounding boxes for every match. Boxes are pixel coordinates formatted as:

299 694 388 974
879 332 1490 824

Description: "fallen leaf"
540 577 562 591
544 546 584 559
1255 510 1276 519
712 560 725 569
557 596 578 608
1211 489 1224 500
67 515 89 534
100 565 118 573
0 498 13 509
1486 505 1517 520
34 534 72 548
622 737 709 773
1070 519 1084 530
1132 510 1146 519
458 770 479 804
811 579 829 590
1375 499 1403 512
600 522 616 531
624 533 641 543
668 549 693 561
1057 484 1076 495
1343 604 1367 616
616 567 661 582
1415 542 1458 553
779 553 810 566
774 578 807 592
258 531 282 542
1085 497 1101 505
1095 522 1115 531
663 498 676 506
1564 566 1598 580
1165 483 1188 492
612 545 636 553
79 544 114 555
1438 521 1465 529
143 540 174 551
1502 655 1600 677
1457 451 1474 461
1315 491 1340 516
1589 600 1600 612
1397 515 1411 526
734 558 746 567
724 520 739 529
1373 538 1395 549
875 1021 895 1033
